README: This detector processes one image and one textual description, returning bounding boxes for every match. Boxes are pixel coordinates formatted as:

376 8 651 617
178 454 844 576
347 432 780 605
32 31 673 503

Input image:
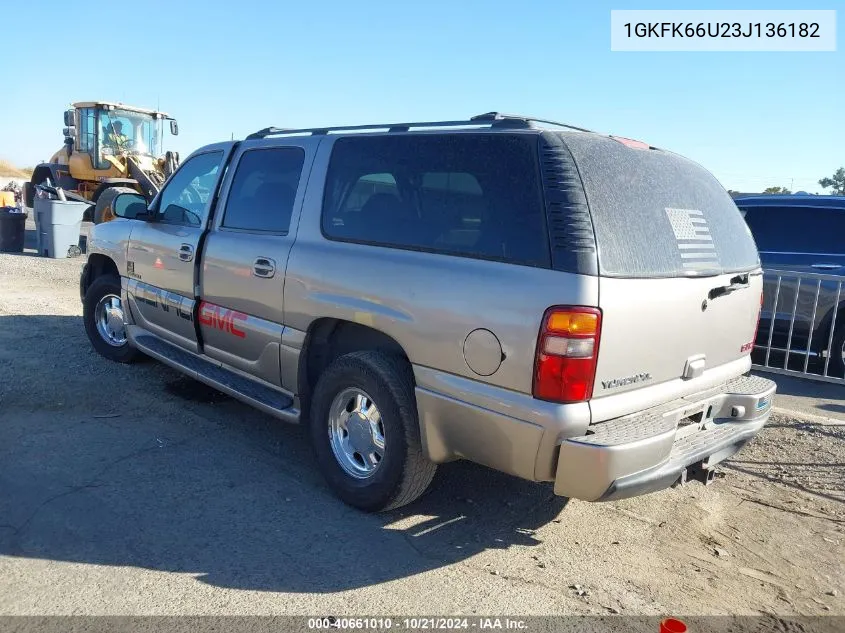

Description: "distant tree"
763 186 791 194
818 167 845 195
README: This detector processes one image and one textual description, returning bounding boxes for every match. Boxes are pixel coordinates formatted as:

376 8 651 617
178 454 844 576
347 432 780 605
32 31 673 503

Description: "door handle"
253 257 276 278
708 274 750 300
178 243 194 262
811 263 842 271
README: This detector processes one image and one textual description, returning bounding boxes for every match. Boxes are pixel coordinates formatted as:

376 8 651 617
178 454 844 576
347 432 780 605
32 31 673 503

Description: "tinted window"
560 133 760 277
223 147 305 232
322 134 549 267
742 206 845 254
336 173 398 217
157 151 223 226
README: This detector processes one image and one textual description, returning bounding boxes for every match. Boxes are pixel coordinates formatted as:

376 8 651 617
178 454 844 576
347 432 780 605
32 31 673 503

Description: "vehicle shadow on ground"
0 314 568 594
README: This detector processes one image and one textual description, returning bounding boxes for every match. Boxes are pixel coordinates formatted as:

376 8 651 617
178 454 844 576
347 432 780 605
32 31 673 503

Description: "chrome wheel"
328 388 385 479
94 293 127 347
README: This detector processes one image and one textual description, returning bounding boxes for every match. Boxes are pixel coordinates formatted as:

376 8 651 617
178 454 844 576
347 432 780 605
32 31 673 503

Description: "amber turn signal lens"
547 311 598 336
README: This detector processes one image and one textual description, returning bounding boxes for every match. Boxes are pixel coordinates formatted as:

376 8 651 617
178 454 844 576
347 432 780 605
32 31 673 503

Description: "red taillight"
533 307 602 403
610 136 651 150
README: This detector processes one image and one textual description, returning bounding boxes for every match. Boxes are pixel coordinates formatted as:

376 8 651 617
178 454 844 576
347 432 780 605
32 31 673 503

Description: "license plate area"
675 408 706 440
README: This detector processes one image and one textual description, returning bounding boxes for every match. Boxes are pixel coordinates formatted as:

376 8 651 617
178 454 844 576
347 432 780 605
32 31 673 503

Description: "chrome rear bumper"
554 375 777 501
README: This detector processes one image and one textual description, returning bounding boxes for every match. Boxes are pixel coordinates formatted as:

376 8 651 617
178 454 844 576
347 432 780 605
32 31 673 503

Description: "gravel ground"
0 222 843 618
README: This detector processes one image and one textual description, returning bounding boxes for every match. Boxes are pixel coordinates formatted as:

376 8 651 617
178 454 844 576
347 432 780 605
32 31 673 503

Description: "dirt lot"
0 227 843 617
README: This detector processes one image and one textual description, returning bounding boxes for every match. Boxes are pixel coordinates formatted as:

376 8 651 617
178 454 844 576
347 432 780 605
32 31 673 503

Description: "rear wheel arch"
298 318 411 415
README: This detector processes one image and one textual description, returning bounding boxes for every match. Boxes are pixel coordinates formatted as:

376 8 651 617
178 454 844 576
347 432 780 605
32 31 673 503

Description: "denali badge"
601 373 652 390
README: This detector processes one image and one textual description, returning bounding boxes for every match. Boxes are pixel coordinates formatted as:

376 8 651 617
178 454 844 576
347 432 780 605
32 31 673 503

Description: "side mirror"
169 119 179 136
64 109 75 127
112 191 149 220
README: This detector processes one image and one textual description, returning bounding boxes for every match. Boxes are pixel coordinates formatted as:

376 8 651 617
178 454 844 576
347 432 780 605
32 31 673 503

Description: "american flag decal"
665 208 719 271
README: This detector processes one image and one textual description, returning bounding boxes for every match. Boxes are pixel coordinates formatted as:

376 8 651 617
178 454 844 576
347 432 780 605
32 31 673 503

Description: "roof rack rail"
244 115 538 140
246 127 296 139
244 112 594 140
470 112 595 134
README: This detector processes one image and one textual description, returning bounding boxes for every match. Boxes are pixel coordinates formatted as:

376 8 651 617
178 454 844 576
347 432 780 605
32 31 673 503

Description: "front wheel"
309 351 437 512
83 275 140 363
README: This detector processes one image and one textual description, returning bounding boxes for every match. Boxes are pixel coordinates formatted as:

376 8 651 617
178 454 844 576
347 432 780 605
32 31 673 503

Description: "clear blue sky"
3 0 842 192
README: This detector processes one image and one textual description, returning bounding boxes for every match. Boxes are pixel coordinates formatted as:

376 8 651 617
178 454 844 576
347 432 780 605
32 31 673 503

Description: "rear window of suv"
321 134 550 268
558 133 761 278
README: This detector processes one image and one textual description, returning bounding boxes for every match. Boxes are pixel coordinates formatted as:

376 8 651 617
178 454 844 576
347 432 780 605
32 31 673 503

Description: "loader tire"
93 186 139 225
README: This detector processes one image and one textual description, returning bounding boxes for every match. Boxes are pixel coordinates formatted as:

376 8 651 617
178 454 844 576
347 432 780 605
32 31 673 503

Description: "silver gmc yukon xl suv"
80 112 776 511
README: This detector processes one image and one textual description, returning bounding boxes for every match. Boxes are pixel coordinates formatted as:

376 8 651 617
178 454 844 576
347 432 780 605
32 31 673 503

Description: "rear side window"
559 133 760 277
222 147 305 233
322 134 549 267
742 206 845 254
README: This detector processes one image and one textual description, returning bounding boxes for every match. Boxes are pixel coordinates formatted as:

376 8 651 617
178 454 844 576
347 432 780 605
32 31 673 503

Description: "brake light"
610 136 651 150
533 307 602 403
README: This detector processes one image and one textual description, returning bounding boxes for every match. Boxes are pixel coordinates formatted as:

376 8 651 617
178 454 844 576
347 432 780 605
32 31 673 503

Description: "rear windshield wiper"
708 274 750 300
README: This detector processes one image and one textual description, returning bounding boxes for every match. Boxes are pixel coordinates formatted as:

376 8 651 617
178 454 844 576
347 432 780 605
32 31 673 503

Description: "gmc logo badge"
199 301 247 339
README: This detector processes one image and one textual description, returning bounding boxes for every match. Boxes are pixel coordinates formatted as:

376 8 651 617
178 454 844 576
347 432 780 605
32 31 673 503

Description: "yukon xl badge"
601 373 652 390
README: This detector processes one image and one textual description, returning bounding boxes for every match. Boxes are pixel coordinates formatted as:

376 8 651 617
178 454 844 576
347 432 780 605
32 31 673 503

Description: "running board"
133 333 300 423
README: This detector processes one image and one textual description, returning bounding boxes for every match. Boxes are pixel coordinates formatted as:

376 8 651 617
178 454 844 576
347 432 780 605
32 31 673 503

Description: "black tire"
830 318 845 377
93 186 138 224
309 351 437 512
83 275 140 363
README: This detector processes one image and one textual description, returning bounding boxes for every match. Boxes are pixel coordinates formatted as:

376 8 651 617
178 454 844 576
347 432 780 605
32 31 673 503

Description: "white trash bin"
33 197 87 258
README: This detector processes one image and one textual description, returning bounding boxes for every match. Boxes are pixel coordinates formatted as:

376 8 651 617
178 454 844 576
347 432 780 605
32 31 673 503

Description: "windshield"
98 108 163 157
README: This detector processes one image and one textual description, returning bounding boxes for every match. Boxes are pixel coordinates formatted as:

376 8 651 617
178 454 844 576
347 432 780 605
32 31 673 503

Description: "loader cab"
63 102 179 175
26 101 180 211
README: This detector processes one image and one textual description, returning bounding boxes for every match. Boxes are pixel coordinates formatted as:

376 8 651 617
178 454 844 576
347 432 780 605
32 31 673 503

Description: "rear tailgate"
557 133 762 420
595 272 761 404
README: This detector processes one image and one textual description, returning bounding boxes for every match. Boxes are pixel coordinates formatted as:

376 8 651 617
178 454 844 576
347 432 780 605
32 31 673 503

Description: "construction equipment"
24 102 180 223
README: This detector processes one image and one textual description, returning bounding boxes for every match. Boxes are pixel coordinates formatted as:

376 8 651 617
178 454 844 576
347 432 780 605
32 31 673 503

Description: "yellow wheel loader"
24 102 180 224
